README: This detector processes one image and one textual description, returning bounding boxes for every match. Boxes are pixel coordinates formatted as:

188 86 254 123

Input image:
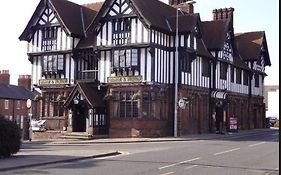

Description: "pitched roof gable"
87 0 199 34
201 19 230 50
64 82 106 108
19 0 98 41
235 31 271 66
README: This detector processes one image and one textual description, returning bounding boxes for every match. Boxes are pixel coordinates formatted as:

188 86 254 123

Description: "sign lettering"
107 76 142 83
39 79 68 86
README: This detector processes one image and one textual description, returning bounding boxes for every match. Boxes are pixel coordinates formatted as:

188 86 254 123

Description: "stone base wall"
32 131 62 140
109 119 171 138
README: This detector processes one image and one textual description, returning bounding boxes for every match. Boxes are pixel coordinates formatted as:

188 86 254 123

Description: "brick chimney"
169 0 195 14
0 70 10 85
18 75 31 91
213 7 234 26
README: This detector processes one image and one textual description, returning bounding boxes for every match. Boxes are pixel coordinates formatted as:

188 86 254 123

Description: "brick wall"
109 119 170 138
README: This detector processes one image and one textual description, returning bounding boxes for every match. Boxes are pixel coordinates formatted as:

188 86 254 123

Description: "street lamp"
174 8 179 137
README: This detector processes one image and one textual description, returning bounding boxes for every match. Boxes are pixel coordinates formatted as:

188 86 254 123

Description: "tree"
0 116 21 158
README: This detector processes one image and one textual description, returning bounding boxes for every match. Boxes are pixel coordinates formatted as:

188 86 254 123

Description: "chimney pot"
18 74 31 91
0 70 10 85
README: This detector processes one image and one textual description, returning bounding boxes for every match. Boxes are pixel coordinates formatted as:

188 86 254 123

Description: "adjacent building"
0 70 39 139
19 0 271 138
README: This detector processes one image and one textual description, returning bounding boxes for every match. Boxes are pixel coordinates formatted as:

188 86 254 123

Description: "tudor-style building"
19 0 271 138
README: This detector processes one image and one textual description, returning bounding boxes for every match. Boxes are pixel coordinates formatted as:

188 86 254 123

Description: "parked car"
267 117 278 127
31 119 46 131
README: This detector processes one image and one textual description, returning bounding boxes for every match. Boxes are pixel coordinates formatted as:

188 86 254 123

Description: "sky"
0 0 279 86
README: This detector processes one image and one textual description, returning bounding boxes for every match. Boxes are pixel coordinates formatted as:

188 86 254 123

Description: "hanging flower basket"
56 94 66 102
104 93 114 101
131 93 141 100
34 94 43 101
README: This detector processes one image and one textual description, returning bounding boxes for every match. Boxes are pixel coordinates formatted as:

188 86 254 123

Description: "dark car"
267 117 278 127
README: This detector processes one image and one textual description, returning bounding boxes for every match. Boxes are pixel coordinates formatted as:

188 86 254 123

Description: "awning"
211 91 228 99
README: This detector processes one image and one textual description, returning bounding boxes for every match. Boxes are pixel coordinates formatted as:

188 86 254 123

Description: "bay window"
112 48 139 75
42 54 65 75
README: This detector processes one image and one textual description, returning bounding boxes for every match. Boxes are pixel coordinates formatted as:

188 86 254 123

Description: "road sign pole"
26 99 32 141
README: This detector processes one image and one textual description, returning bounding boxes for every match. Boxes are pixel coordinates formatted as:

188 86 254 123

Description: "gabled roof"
87 0 200 34
19 0 98 41
0 84 37 100
201 19 230 50
82 2 104 12
235 31 271 66
166 13 199 33
130 0 179 32
64 82 106 108
197 38 213 58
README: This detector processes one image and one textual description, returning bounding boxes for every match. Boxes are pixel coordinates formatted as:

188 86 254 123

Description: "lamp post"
174 8 179 137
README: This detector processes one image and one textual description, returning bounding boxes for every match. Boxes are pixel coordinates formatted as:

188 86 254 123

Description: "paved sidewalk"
25 128 278 145
0 128 278 172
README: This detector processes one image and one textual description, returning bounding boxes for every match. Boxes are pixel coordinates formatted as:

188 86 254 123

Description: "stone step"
60 132 108 140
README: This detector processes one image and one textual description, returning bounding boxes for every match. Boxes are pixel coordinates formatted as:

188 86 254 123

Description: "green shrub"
0 116 21 158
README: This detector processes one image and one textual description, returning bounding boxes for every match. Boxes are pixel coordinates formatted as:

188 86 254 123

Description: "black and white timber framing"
19 0 271 136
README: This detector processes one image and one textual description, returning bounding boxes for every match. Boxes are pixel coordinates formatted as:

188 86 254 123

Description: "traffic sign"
26 99 32 109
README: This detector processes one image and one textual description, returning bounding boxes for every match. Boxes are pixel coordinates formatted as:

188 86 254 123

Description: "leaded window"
243 71 249 86
43 92 64 118
112 18 131 45
112 49 139 76
220 62 228 80
180 51 191 73
202 59 210 77
236 68 241 84
255 73 260 87
142 92 156 118
112 91 138 118
231 65 234 82
42 26 58 51
42 54 64 75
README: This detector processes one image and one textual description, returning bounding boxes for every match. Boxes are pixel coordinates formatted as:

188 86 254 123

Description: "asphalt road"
3 130 279 175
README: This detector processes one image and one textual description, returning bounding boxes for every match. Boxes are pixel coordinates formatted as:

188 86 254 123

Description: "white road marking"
158 157 201 170
160 172 175 175
248 142 266 147
214 148 240 156
185 165 198 170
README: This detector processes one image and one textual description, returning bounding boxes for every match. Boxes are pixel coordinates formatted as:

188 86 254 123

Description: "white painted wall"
266 90 279 119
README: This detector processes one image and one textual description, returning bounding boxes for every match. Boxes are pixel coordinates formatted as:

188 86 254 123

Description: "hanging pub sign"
39 79 68 86
107 76 142 83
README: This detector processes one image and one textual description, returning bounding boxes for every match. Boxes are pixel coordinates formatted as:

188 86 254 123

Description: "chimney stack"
18 74 31 91
169 0 195 14
0 70 10 85
213 7 234 25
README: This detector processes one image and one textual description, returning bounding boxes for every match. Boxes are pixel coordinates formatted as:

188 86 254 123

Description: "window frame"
202 58 210 77
112 91 138 118
255 73 260 87
236 68 242 84
4 100 9 110
112 49 139 69
42 54 65 75
112 18 132 45
220 62 228 80
243 71 249 86
42 26 58 51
